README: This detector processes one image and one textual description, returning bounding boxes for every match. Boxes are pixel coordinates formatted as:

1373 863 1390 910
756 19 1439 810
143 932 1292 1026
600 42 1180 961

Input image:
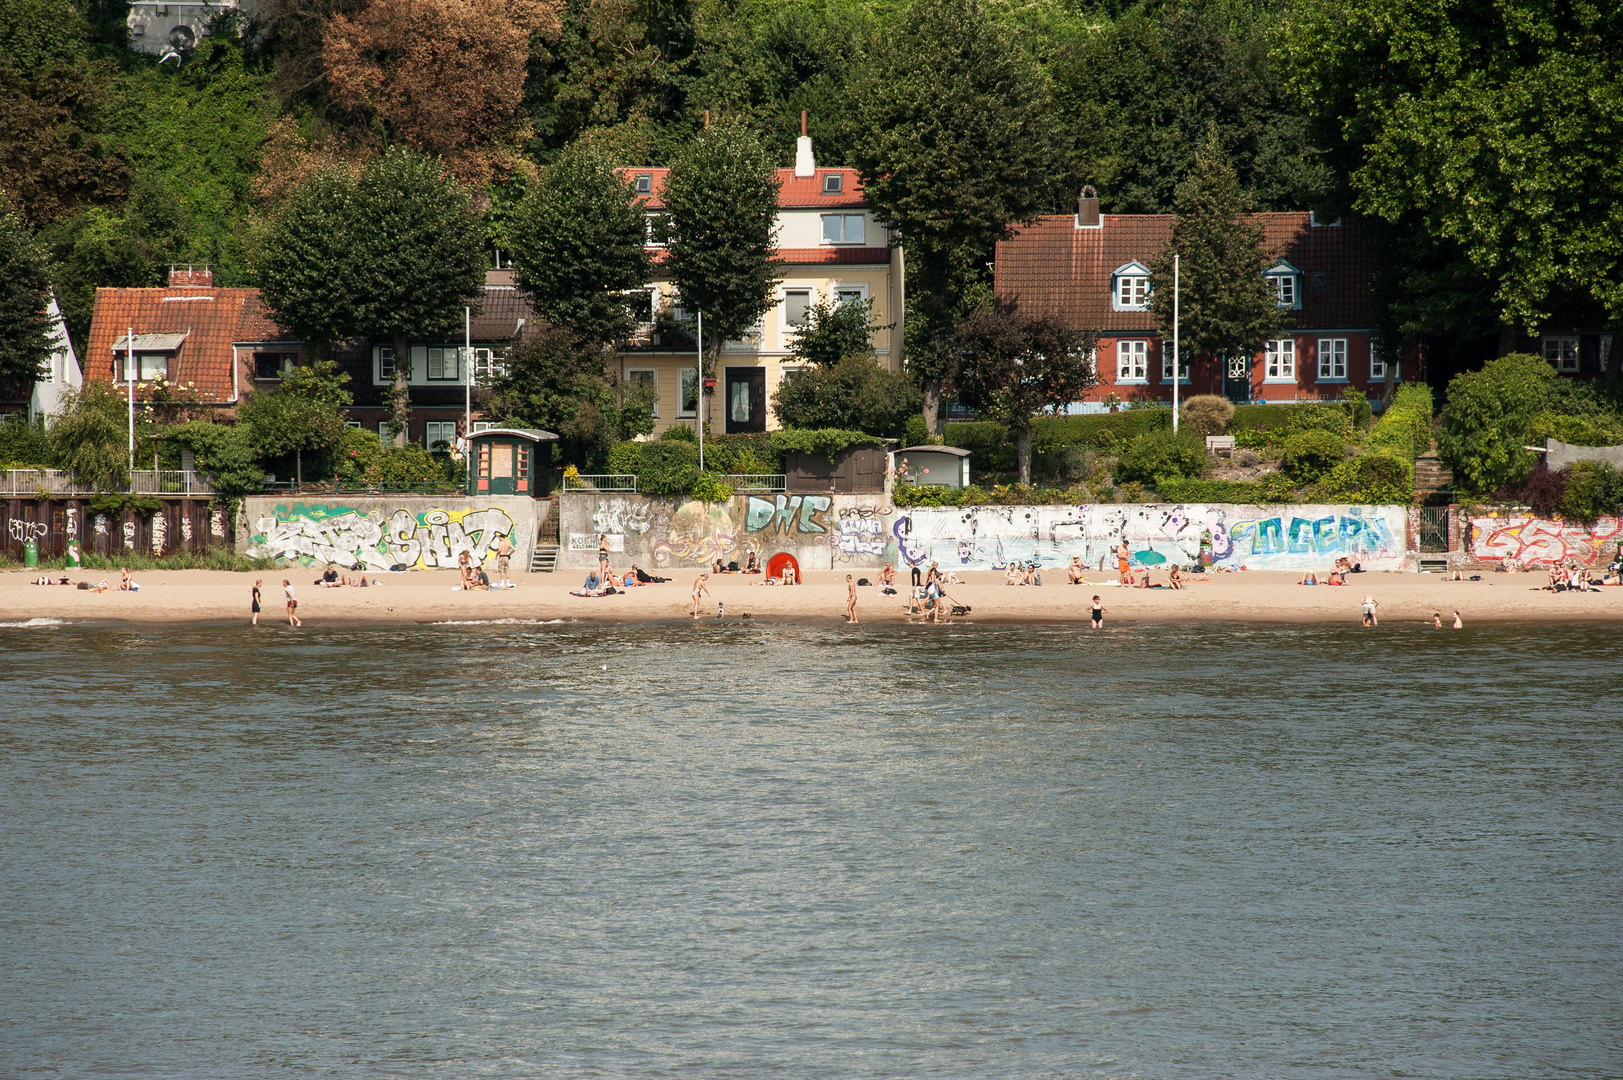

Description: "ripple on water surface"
1 620 1619 1079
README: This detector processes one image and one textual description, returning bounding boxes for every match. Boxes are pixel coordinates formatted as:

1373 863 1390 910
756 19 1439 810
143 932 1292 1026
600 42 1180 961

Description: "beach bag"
857 578 870 586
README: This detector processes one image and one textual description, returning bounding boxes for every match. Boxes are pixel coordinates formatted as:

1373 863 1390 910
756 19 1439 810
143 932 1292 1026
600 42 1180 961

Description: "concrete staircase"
1414 452 1453 495
529 495 559 573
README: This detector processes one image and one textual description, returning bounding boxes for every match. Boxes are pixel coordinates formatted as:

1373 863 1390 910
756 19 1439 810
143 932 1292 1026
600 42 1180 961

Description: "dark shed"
784 443 890 493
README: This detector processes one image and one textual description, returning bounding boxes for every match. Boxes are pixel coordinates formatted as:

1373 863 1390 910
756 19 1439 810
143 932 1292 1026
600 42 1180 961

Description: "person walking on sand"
1090 595 1105 629
691 572 710 618
1360 595 1378 628
284 579 302 627
252 579 263 625
846 574 859 623
495 533 514 587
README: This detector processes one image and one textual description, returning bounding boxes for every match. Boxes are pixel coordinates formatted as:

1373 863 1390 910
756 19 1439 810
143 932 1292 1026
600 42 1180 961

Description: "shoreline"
4 567 1620 627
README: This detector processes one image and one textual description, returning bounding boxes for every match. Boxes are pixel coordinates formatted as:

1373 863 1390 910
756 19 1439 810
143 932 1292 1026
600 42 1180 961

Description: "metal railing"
561 473 638 492
2 469 104 496
723 473 786 492
132 470 217 496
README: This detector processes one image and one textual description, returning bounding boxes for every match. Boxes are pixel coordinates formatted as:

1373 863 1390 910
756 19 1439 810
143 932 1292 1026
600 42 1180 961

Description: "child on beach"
252 579 262 625
283 579 302 627
1090 596 1105 628
691 573 710 618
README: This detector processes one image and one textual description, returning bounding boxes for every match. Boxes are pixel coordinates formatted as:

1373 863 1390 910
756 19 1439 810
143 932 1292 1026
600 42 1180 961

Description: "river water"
2 619 1619 1078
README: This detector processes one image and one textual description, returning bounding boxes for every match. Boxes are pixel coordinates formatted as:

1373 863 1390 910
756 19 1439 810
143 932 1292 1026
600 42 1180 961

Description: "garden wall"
561 492 1414 574
2 497 233 562
241 496 543 571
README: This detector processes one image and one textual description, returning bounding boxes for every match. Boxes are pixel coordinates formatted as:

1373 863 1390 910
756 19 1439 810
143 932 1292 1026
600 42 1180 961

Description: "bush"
1556 461 1623 524
0 414 51 469
607 440 643 475
1315 452 1414 504
904 414 929 446
689 471 735 502
660 423 698 443
1230 403 1299 432
1114 429 1207 484
1437 353 1554 494
702 432 782 474
637 439 699 494
1154 478 1266 502
1533 412 1623 448
1281 429 1347 480
891 484 967 507
771 356 920 438
1284 402 1354 439
1179 395 1235 438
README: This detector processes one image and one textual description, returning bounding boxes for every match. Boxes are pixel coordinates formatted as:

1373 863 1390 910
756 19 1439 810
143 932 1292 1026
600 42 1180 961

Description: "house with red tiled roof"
84 267 539 452
994 191 1400 406
615 121 902 434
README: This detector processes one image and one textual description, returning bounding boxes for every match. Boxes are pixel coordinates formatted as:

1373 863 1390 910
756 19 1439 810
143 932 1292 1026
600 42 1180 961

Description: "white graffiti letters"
249 504 518 570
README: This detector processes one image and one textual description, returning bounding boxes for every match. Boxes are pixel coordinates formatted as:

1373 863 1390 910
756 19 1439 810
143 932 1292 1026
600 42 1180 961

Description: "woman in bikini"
691 573 710 618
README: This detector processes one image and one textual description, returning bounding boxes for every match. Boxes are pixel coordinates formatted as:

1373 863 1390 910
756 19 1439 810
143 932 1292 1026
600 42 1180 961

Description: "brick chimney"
1076 186 1101 228
169 264 213 287
794 110 816 178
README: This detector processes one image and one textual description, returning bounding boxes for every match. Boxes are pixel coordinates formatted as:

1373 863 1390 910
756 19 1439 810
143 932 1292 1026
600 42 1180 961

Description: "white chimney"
794 110 815 177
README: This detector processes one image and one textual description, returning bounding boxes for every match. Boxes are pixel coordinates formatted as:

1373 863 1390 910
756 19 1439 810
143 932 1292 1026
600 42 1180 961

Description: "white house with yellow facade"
616 133 903 435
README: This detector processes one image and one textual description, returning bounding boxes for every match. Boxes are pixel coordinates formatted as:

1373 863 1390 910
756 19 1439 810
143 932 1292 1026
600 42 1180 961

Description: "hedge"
1367 383 1433 463
936 410 1176 472
1315 451 1414 504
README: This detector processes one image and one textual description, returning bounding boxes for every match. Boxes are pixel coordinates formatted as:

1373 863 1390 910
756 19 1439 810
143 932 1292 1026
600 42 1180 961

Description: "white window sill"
1315 376 1349 384
1160 377 1192 385
1111 305 1151 313
1263 377 1298 384
1115 378 1149 385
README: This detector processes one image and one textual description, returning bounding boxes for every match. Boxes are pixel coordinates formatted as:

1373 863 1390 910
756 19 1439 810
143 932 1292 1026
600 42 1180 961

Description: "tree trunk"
1016 422 1032 486
922 381 942 439
391 332 411 447
1608 337 1622 381
1497 323 1518 357
1383 351 1397 405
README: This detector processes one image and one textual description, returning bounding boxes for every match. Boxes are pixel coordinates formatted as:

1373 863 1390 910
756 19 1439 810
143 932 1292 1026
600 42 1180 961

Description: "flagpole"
1172 254 1180 435
127 326 135 490
696 308 704 472
464 306 471 450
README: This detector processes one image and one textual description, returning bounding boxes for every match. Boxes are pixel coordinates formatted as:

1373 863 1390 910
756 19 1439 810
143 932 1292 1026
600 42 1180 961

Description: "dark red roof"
86 286 294 402
994 212 1377 332
620 166 868 210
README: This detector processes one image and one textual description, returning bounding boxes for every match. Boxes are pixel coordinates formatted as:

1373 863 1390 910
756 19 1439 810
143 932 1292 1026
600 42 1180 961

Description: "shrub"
1556 461 1623 524
771 355 919 438
904 414 929 446
1284 402 1354 439
703 432 781 474
1179 395 1235 438
1230 403 1299 432
0 414 51 469
1154 478 1266 502
891 484 967 507
607 440 643 476
637 439 699 494
1281 429 1346 480
1437 353 1554 494
1114 429 1207 484
1533 412 1623 448
1315 451 1414 504
660 423 698 443
1341 387 1373 430
689 471 735 502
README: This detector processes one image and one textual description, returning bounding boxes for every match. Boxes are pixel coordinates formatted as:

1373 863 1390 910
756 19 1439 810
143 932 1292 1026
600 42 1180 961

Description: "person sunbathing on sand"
1169 565 1184 590
1299 570 1319 585
1004 564 1022 585
1068 557 1086 584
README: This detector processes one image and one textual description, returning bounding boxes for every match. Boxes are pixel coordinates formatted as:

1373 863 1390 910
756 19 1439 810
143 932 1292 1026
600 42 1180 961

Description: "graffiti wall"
1468 512 1622 567
241 497 540 570
558 494 1411 574
1 497 232 562
894 502 1409 572
559 492 894 571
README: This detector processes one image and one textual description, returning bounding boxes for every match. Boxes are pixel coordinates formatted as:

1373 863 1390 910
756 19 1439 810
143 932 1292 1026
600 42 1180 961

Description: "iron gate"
1418 506 1450 553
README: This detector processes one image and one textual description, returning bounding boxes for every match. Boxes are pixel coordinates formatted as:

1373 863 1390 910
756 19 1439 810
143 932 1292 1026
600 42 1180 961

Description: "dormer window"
822 173 843 194
1266 261 1302 310
1112 262 1151 310
634 173 652 194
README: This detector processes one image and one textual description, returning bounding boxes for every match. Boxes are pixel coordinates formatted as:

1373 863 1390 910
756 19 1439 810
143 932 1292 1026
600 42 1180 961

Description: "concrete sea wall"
1467 511 1622 567
561 493 1414 574
241 496 542 571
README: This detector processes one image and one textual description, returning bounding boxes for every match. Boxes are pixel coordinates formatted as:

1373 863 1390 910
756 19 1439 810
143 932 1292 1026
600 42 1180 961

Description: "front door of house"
1223 354 1251 403
724 367 767 434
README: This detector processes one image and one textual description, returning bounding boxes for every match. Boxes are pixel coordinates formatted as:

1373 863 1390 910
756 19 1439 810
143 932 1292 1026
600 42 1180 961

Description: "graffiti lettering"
151 513 167 555
744 494 832 535
8 520 48 543
249 504 517 569
1470 514 1621 567
592 498 651 536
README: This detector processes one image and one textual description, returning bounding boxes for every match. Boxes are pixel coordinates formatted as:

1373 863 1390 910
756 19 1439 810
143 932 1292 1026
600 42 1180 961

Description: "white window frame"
678 367 699 419
377 421 392 444
626 366 659 418
377 345 404 383
1112 262 1152 311
472 347 505 383
1160 344 1189 383
779 365 807 389
425 421 458 451
1369 352 1400 382
832 283 869 307
345 420 361 429
624 286 659 326
1265 339 1296 383
633 173 653 195
780 286 816 334
821 173 843 194
1116 339 1148 383
1542 336 1579 372
472 421 497 433
1316 337 1348 381
121 352 171 382
1267 262 1301 310
820 214 866 245
645 214 664 249
426 346 461 381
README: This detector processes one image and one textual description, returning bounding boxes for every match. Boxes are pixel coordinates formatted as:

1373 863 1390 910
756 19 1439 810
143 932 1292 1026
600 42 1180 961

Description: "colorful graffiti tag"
1469 514 1622 567
651 500 747 566
248 503 517 569
743 494 832 536
894 503 1408 572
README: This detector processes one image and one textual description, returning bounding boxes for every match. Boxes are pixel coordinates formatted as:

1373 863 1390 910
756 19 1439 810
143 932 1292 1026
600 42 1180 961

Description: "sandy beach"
3 566 1620 626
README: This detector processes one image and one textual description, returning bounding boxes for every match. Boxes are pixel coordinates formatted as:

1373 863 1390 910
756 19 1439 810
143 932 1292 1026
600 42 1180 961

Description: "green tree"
659 120 782 375
1148 129 1277 396
1281 0 1623 349
847 0 1065 436
48 382 131 491
235 384 349 484
770 357 920 439
258 149 486 444
485 326 656 466
787 297 879 367
0 196 52 385
509 136 652 345
954 299 1098 484
1436 352 1557 495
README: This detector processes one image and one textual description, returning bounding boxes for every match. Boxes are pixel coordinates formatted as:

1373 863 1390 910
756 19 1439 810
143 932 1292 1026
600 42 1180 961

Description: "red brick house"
993 193 1397 405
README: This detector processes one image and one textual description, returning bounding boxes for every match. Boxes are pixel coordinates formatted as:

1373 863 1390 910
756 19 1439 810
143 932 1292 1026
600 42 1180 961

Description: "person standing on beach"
598 535 612 580
1090 595 1105 628
1361 595 1378 627
252 579 262 625
846 574 859 624
284 579 302 627
495 533 514 587
1116 540 1131 582
691 572 709 618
